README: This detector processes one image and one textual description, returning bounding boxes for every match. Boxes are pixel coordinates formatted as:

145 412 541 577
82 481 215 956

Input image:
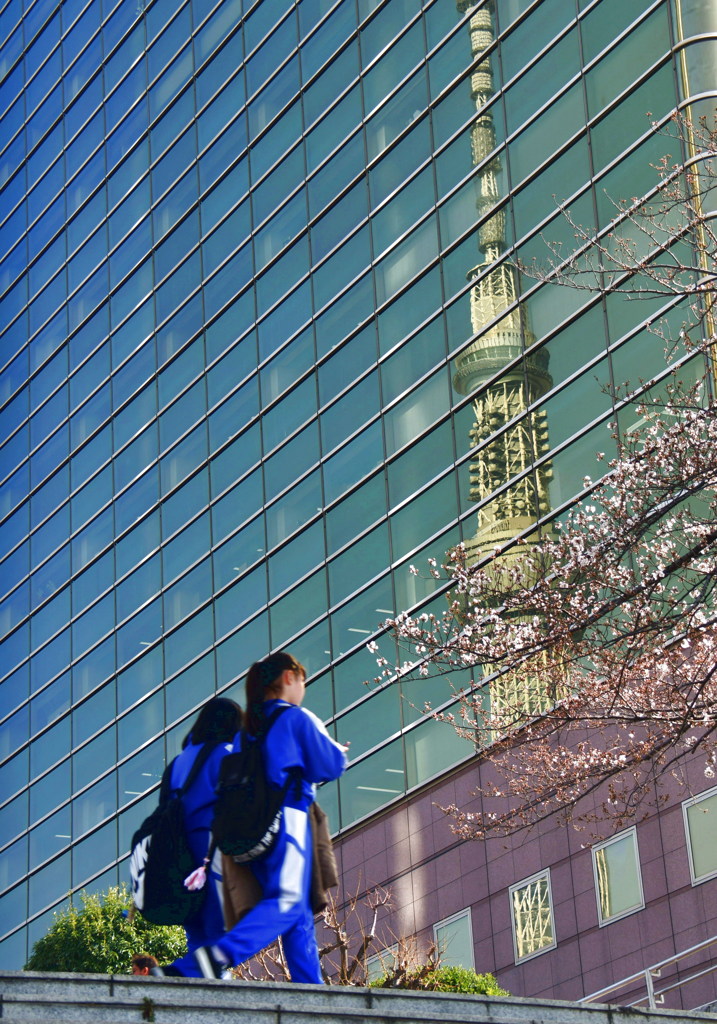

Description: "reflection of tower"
453 0 553 565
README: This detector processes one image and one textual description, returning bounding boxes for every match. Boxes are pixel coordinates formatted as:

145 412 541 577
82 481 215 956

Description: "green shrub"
371 963 509 995
24 884 187 974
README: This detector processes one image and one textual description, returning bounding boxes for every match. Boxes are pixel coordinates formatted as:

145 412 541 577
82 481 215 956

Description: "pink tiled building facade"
331 749 717 1007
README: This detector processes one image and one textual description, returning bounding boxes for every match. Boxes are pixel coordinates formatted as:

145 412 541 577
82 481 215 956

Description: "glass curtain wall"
0 0 711 965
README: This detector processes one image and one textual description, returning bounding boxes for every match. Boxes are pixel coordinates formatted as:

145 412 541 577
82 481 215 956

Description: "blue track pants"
183 841 224 952
171 806 322 983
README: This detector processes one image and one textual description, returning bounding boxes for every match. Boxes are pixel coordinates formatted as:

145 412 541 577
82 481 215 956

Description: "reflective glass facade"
1 0 715 967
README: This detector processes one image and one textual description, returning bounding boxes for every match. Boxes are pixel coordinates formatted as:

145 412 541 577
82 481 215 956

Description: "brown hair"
244 652 306 734
132 953 158 970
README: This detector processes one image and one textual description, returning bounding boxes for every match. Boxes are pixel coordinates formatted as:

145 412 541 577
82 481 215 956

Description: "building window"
509 869 556 963
365 943 398 983
683 786 717 884
592 827 644 924
433 909 474 969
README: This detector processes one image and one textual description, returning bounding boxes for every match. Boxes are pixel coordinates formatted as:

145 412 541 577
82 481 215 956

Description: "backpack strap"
260 704 302 802
250 703 291 742
179 740 221 795
160 740 221 805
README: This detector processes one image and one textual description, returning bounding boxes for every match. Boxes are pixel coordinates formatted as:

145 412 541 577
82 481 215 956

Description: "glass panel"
116 646 163 714
215 565 268 639
332 635 395 712
162 553 209 627
375 216 438 306
335 685 400 760
264 420 321 501
73 771 117 834
215 612 270 689
500 4 573 79
383 368 451 458
261 328 315 407
330 575 393 656
685 789 717 882
362 20 423 116
312 180 368 263
428 17 472 100
593 829 643 922
405 713 473 789
30 675 71 732
262 375 316 453
165 652 216 725
313 224 370 310
308 129 363 221
505 27 580 135
258 283 312 365
267 469 322 549
117 690 164 762
72 819 118 887
584 7 669 114
249 91 302 183
434 911 474 969
322 420 383 505
510 871 555 962
339 735 404 825
325 472 384 557
365 67 427 162
30 715 71 779
0 791 29 851
508 82 585 189
590 64 674 180
393 525 459 613
315 277 374 362
328 523 389 607
73 727 117 798
320 371 380 456
28 852 70 917
269 568 328 646
214 515 265 590
256 191 308 275
29 806 72 870
549 420 618 509
29 759 71 824
304 41 359 128
303 7 354 89
117 738 163 805
390 473 458 563
387 419 453 508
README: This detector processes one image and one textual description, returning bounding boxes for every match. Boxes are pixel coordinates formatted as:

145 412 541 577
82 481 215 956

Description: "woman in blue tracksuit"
159 651 348 981
168 696 243 954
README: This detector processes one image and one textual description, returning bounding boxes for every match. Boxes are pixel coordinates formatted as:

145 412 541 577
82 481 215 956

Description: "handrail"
580 934 717 1009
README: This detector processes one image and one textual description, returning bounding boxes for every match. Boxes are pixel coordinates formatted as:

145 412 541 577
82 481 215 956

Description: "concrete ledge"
2 971 717 1024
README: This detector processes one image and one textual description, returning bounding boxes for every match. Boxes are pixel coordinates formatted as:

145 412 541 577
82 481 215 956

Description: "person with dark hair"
154 652 347 982
168 696 243 957
132 953 159 975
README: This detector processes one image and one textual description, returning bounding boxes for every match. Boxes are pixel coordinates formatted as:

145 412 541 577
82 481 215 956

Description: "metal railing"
580 935 717 1010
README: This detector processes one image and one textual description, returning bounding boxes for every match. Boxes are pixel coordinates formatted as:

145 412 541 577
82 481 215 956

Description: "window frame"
591 825 644 926
433 907 474 969
683 785 717 886
509 867 557 964
365 941 398 983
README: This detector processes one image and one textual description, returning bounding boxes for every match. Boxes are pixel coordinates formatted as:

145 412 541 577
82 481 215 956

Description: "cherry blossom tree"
375 111 717 840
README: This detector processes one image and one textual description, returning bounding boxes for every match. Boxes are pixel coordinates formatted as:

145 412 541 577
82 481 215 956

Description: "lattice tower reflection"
453 1 554 568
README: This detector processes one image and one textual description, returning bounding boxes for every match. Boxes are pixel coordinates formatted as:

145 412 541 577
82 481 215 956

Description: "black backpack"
212 706 298 862
129 742 217 926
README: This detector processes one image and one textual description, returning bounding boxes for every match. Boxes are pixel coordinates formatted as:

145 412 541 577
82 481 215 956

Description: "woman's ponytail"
244 651 306 734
